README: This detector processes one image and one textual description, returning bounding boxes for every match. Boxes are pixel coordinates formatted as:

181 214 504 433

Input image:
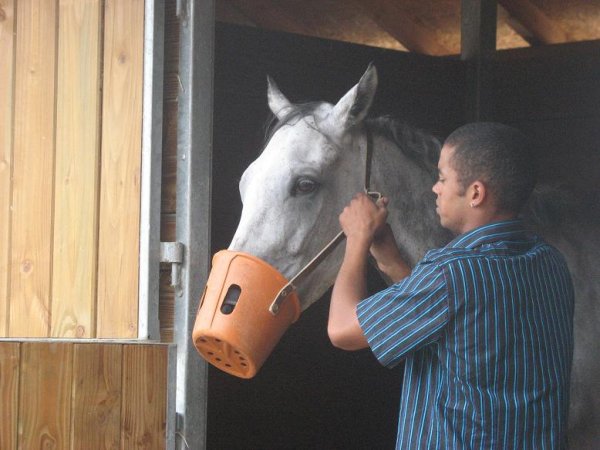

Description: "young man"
328 122 574 449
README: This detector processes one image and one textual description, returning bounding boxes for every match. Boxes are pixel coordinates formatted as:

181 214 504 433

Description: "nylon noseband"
269 128 380 315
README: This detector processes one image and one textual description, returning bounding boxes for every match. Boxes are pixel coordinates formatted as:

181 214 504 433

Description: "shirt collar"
446 219 529 250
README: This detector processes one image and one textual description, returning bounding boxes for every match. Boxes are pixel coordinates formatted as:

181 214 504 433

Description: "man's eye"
293 178 319 195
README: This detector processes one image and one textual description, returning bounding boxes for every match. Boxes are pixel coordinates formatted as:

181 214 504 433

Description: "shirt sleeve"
357 262 449 368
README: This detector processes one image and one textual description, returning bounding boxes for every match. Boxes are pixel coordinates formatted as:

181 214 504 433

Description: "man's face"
432 145 471 234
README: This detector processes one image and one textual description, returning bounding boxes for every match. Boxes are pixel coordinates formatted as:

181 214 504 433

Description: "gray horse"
228 65 600 449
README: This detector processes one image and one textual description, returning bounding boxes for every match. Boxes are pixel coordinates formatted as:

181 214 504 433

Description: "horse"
227 65 600 449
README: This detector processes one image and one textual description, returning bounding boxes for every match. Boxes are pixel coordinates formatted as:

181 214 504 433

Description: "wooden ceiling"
216 0 600 56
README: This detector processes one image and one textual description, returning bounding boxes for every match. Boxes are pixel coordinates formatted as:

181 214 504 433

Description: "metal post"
139 0 165 342
175 0 214 449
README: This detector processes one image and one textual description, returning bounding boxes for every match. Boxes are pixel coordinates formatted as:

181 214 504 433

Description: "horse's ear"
330 64 378 130
267 76 294 120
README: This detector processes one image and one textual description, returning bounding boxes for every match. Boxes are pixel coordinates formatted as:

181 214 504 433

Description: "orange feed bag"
193 250 301 378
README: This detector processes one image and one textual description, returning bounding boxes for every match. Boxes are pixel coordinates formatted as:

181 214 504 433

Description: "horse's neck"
370 133 451 266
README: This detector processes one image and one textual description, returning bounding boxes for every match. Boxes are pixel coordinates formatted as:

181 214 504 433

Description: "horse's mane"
365 116 441 178
262 104 441 179
523 184 600 230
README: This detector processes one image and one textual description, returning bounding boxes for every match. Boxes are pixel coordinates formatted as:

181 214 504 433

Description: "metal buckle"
366 190 382 201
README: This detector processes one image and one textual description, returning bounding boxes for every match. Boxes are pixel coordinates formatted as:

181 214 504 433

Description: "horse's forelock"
261 101 329 154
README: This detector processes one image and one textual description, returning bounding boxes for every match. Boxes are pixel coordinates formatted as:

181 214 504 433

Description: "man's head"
432 122 536 234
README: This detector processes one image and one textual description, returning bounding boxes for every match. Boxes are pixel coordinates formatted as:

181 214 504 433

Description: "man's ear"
469 181 487 207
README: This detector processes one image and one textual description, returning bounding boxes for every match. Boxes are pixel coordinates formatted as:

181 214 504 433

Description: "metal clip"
366 190 382 201
160 242 184 293
269 284 297 315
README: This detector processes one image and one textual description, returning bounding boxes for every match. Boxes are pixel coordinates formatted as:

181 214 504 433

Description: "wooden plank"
498 0 569 45
0 342 20 450
121 344 168 449
227 0 315 37
96 0 144 338
0 0 15 336
159 268 175 342
18 342 73 449
351 0 450 55
51 0 102 338
9 0 58 337
71 343 122 449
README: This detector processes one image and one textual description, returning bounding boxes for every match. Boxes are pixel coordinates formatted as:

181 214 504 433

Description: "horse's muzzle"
193 250 301 378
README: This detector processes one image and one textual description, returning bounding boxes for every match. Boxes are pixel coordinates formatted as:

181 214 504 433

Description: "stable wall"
0 2 174 448
0 340 171 449
0 0 144 339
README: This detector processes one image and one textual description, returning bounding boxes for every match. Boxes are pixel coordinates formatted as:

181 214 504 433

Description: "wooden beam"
18 343 73 449
96 0 145 338
216 0 256 26
498 0 570 45
461 0 497 60
225 0 318 36
0 343 19 449
10 0 58 337
52 0 102 339
0 0 15 337
352 0 451 55
461 0 497 121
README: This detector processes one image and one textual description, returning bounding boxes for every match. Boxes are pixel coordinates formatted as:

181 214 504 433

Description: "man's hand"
339 193 389 244
339 193 411 283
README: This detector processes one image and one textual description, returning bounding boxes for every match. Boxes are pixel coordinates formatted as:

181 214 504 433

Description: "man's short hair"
444 122 537 214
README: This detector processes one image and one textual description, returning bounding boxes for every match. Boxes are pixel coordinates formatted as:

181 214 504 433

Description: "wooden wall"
0 0 144 339
0 340 171 449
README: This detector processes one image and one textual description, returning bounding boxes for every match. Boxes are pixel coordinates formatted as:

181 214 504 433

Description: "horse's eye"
293 177 318 195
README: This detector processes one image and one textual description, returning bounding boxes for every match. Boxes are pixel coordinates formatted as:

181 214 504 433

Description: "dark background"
208 23 599 449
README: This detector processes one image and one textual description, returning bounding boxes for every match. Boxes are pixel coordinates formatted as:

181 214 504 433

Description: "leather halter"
269 128 380 315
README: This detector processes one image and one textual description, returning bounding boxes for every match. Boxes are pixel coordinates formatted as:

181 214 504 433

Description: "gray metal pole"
175 0 214 448
139 0 164 342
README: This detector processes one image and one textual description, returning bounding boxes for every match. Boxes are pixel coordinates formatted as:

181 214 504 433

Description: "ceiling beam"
498 0 570 45
223 0 319 37
351 0 451 56
216 0 256 27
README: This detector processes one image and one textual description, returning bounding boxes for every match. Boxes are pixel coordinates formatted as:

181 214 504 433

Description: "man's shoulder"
420 247 476 266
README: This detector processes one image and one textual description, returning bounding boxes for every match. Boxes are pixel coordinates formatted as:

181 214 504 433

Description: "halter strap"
269 128 380 315
364 126 374 193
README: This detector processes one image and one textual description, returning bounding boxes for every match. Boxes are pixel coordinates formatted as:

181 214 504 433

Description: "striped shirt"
357 220 574 449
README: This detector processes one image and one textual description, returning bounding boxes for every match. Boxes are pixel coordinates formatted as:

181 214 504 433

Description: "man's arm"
328 193 387 350
370 224 412 283
328 234 371 350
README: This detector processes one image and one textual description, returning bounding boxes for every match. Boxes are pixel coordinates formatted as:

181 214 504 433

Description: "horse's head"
229 65 378 310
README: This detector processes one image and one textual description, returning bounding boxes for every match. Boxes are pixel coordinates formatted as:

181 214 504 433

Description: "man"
328 122 574 449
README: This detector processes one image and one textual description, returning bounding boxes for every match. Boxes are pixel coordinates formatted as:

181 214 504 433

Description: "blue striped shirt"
357 220 574 449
